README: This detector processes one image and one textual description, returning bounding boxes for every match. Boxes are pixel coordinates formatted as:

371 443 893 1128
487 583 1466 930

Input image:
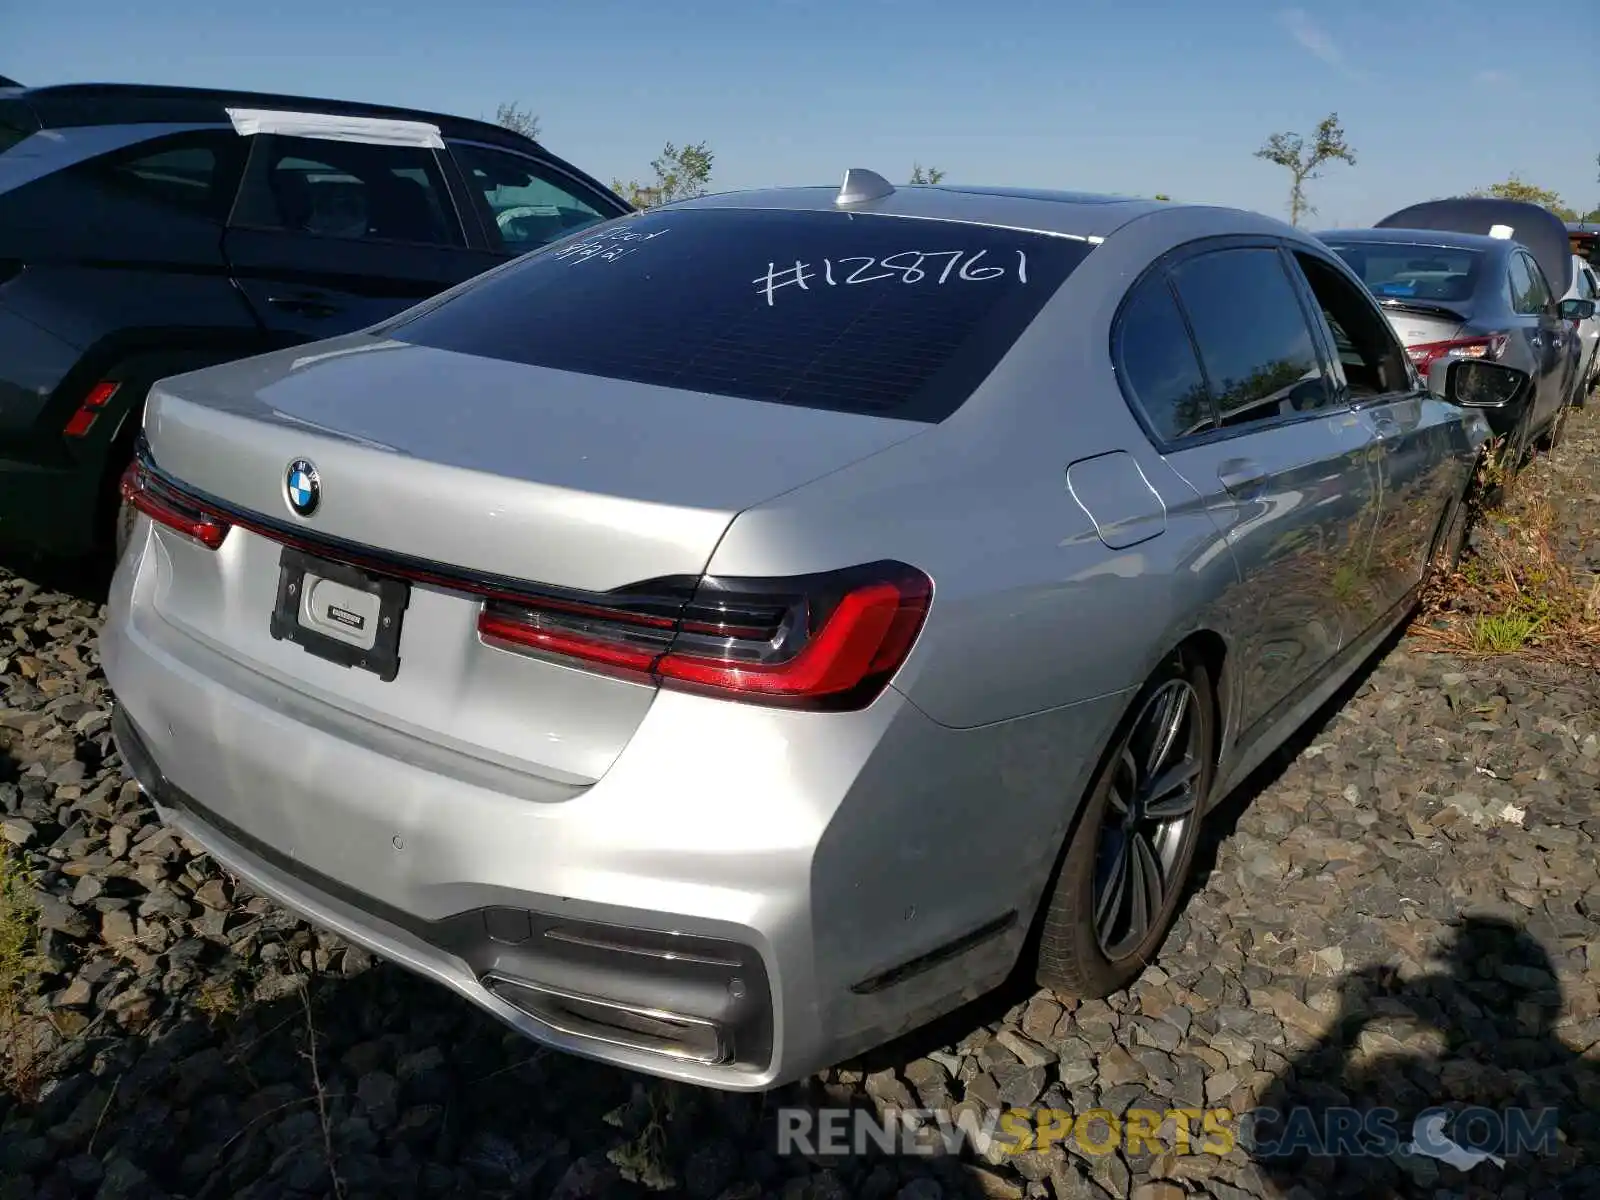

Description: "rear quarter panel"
708 207 1275 734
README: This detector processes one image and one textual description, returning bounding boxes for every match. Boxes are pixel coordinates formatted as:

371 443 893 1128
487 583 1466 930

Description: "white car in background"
1565 254 1600 404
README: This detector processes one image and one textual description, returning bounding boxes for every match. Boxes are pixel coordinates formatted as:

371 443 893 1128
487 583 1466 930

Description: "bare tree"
494 102 540 141
1254 112 1356 226
909 163 946 185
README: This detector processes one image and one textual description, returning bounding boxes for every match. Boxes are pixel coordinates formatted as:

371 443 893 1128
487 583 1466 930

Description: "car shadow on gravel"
1246 914 1600 1198
0 551 115 608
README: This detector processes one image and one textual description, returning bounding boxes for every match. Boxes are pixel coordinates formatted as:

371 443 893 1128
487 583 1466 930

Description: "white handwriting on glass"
554 227 670 265
753 249 1027 306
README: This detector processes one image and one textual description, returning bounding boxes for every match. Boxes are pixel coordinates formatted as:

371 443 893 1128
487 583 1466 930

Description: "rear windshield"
1325 241 1482 305
384 207 1094 421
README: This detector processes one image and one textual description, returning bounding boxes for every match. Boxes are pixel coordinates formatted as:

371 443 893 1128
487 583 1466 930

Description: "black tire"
1033 648 1216 998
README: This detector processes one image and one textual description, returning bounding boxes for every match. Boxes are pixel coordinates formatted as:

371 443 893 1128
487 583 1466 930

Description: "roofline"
656 182 1221 243
16 81 538 150
1315 226 1509 249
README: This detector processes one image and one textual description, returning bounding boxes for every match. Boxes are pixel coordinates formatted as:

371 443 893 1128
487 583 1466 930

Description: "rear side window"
26 131 246 223
384 208 1094 420
1114 275 1215 440
1171 247 1333 429
101 142 231 218
232 135 465 248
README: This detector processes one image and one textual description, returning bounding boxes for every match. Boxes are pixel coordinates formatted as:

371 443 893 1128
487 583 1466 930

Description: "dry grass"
0 850 44 1097
1412 420 1600 668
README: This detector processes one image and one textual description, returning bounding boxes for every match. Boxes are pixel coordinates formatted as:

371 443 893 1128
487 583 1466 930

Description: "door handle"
1217 458 1267 498
266 294 340 318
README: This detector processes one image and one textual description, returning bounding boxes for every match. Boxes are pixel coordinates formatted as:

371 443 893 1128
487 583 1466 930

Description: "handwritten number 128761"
753 249 1028 307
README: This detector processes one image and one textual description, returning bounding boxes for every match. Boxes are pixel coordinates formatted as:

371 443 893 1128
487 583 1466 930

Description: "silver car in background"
1563 254 1600 400
103 173 1510 1089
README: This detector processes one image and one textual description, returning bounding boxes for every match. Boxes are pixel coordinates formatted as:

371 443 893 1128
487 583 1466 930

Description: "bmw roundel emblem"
285 459 320 517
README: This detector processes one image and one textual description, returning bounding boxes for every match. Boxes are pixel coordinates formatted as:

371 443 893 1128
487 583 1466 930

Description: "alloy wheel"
1092 679 1203 960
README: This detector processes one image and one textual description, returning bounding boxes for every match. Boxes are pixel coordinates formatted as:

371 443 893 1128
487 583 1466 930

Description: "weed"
1412 408 1600 667
0 850 43 1094
608 1082 679 1190
1469 613 1543 654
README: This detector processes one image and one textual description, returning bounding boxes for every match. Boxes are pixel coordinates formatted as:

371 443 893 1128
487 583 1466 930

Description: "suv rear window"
1324 241 1482 304
384 207 1093 420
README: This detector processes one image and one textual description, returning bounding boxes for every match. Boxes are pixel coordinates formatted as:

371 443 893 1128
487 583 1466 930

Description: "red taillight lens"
63 381 120 438
1405 334 1507 377
119 460 231 550
478 562 933 711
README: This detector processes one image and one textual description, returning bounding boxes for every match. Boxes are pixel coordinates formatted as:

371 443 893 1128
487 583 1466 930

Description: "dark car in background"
1571 221 1599 269
1317 199 1592 456
0 82 631 558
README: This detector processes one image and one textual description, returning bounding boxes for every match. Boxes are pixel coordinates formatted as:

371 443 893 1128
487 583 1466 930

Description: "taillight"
1405 334 1507 377
63 381 120 438
479 562 933 711
119 459 231 550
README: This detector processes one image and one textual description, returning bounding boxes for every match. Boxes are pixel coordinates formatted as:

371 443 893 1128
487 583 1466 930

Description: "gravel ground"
1 406 1597 1200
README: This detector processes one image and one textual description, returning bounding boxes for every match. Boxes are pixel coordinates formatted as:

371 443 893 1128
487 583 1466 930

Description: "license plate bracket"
270 546 409 681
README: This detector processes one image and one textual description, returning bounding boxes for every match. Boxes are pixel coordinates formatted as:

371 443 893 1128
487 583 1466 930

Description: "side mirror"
1559 297 1596 321
1426 357 1528 408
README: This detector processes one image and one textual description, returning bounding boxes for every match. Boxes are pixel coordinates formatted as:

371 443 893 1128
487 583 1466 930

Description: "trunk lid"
1375 299 1467 347
138 334 929 785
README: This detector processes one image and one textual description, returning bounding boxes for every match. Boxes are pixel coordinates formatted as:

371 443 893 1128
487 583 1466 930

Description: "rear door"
1286 245 1466 616
222 128 501 345
1506 249 1566 428
1117 240 1381 738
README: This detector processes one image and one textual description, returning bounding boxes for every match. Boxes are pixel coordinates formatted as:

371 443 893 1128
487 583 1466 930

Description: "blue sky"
9 0 1597 226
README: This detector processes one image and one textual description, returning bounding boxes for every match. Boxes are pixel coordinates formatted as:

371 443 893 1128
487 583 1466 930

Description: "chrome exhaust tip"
483 974 729 1066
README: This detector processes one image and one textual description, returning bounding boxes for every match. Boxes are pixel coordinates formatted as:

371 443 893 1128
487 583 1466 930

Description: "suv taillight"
1406 334 1508 377
119 460 231 550
480 562 933 711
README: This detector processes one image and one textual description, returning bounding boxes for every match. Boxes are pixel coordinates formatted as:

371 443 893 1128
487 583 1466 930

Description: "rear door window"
383 207 1094 421
1290 251 1412 398
231 135 465 248
1169 247 1335 429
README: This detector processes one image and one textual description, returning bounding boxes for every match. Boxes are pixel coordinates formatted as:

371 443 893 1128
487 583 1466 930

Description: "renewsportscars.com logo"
776 1104 1560 1167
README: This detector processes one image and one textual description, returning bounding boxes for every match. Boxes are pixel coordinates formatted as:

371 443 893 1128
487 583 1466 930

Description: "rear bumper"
101 527 1129 1087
